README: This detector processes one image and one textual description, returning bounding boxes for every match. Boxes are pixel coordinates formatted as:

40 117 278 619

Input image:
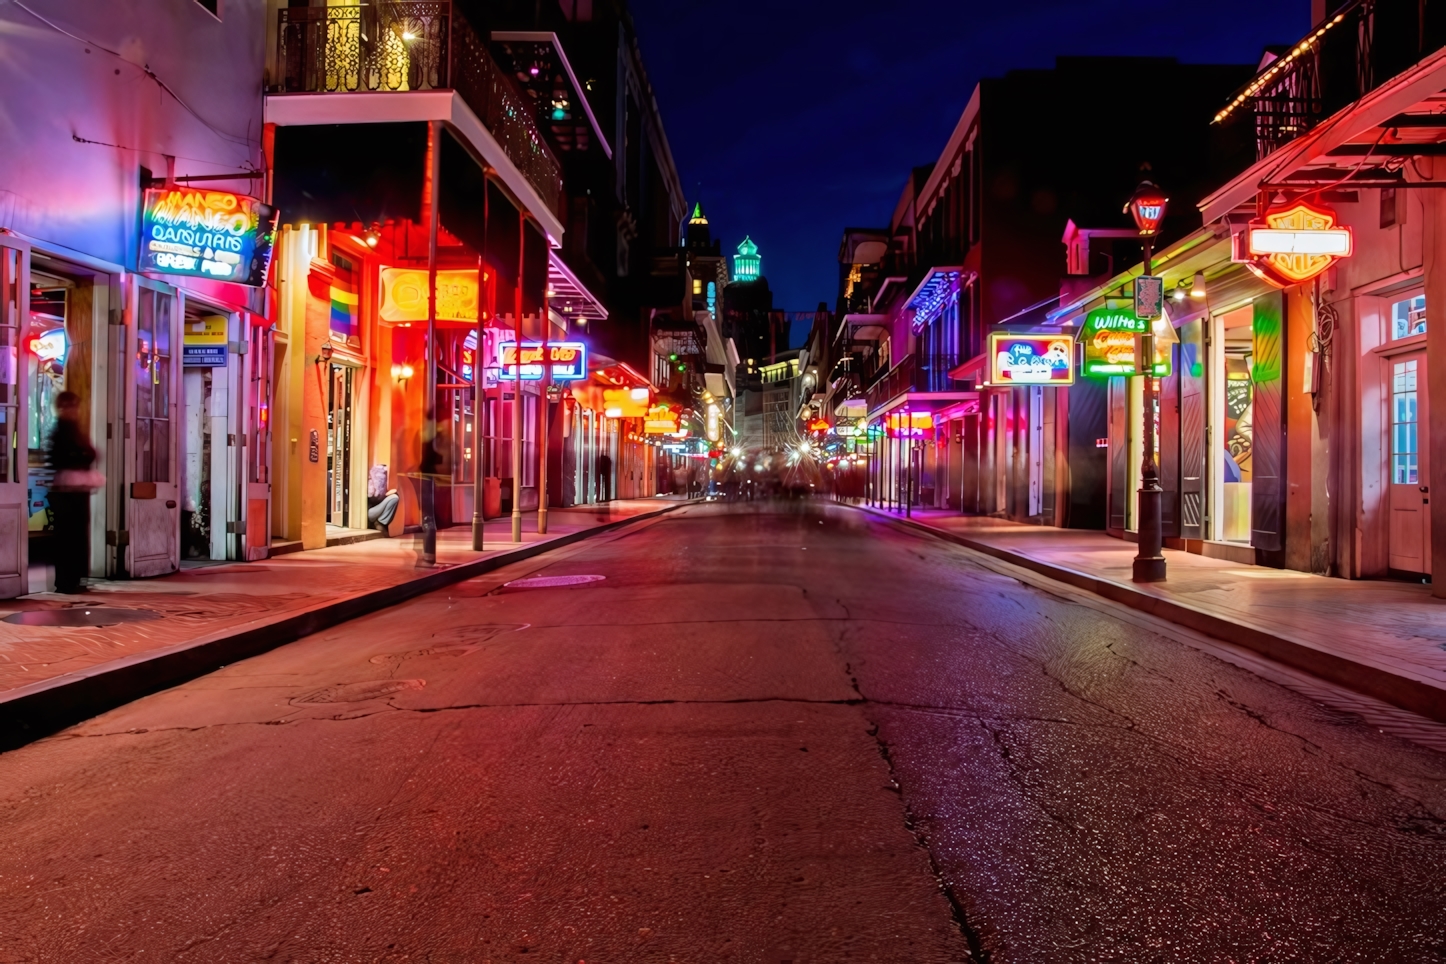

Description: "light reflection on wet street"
0 501 1442 962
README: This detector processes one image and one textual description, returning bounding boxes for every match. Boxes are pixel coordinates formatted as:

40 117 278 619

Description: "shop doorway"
1215 306 1255 544
1388 350 1430 574
126 279 182 578
326 364 355 528
26 275 68 576
180 301 245 562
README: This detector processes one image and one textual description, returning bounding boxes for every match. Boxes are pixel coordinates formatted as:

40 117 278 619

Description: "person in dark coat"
48 391 97 594
596 452 612 502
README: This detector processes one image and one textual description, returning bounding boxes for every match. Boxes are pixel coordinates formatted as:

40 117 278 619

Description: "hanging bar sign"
499 341 588 380
141 188 278 287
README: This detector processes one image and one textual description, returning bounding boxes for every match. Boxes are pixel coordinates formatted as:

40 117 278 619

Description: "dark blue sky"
629 0 1309 313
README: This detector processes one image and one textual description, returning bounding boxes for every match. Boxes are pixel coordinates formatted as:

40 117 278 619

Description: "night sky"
629 0 1309 323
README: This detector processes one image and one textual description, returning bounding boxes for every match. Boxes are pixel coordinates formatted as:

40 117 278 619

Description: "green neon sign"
1082 307 1169 377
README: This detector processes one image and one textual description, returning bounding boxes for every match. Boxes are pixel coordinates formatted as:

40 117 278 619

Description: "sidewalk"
856 504 1446 724
0 498 688 749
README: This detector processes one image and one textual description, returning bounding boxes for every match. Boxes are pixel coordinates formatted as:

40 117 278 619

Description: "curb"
850 503 1446 725
0 502 687 752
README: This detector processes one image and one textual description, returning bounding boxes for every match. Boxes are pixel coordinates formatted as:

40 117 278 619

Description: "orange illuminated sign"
1235 201 1353 287
379 268 480 324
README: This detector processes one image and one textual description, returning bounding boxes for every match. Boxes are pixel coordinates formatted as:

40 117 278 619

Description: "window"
693 278 702 295
1392 294 1426 339
135 288 173 484
1392 359 1420 485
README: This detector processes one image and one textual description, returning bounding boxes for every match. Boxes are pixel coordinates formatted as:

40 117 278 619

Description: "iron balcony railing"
864 353 961 412
275 1 562 216
1217 0 1446 160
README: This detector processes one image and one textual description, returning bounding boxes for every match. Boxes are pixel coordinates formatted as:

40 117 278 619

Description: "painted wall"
0 0 265 266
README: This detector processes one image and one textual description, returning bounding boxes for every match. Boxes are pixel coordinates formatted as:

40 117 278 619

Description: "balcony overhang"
266 90 565 243
869 390 978 419
905 268 968 333
548 252 607 323
1200 45 1446 223
491 31 613 160
837 311 886 343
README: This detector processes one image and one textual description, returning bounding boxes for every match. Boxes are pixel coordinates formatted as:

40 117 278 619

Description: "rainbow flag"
329 280 358 339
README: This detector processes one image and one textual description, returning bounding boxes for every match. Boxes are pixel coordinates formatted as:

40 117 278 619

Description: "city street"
1 502 1443 963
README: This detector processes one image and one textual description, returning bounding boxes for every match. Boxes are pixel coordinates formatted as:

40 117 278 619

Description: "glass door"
245 323 272 560
326 364 354 527
1388 351 1430 574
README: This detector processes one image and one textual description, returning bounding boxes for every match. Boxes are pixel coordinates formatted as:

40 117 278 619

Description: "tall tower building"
732 236 761 282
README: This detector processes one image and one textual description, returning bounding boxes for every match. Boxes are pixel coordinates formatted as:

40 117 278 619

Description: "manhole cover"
292 679 425 705
3 608 163 627
503 574 606 589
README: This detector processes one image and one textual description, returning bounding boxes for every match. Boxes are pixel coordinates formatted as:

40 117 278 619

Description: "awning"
549 252 608 322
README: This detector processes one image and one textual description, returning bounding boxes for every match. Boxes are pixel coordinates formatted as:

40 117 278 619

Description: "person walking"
596 451 612 502
48 391 99 594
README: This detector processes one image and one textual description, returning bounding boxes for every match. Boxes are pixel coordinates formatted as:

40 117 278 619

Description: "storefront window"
1392 294 1426 340
1220 307 1253 543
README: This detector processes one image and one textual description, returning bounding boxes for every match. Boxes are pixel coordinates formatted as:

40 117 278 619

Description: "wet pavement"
0 501 1443 962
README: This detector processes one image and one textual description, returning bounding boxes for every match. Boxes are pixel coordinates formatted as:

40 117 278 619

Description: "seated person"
367 464 400 532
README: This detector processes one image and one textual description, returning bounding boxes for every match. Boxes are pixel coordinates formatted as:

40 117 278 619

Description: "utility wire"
11 0 256 150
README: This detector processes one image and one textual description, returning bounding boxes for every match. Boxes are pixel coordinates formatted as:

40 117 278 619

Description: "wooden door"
0 240 28 597
1388 351 1431 574
127 281 181 578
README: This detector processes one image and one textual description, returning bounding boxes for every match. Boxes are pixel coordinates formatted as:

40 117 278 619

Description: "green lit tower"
732 236 761 282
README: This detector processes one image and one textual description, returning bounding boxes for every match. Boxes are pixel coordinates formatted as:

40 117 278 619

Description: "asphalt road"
1 501 1444 963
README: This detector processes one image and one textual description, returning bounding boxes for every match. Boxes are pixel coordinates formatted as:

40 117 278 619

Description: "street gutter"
0 502 688 752
851 504 1446 725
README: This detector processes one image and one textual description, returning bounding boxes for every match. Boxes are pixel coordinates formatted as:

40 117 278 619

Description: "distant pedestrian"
596 452 612 502
48 391 100 594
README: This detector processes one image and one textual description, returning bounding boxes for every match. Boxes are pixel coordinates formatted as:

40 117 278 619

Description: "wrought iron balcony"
864 353 962 412
275 2 562 215
1217 0 1446 161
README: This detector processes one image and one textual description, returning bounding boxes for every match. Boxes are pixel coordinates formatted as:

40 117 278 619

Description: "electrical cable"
11 0 256 150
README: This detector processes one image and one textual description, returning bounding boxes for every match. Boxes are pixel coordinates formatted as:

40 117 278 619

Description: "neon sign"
989 333 1075 385
886 411 933 438
1234 201 1353 287
1083 308 1168 377
644 404 679 435
498 341 587 381
141 188 277 286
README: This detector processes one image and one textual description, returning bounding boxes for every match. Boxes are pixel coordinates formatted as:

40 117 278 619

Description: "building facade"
0 0 273 594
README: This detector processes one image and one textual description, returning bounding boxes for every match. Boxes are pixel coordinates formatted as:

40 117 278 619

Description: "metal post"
471 180 490 552
1133 233 1167 582
537 289 550 534
512 212 525 543
421 120 440 565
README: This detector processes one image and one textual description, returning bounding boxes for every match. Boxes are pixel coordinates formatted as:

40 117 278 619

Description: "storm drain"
291 679 425 705
502 574 606 589
3 608 163 627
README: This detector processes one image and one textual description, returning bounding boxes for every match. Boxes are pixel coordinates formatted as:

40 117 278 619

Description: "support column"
1422 189 1446 595
512 211 525 543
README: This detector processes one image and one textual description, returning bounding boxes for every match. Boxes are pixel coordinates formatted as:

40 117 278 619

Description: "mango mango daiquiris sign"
141 188 277 287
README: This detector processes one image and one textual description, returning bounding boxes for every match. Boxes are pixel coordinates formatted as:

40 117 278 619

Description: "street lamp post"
1128 179 1169 583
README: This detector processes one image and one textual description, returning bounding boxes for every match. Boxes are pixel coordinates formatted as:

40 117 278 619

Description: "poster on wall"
989 332 1076 385
1082 307 1169 377
140 188 278 287
183 315 228 367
